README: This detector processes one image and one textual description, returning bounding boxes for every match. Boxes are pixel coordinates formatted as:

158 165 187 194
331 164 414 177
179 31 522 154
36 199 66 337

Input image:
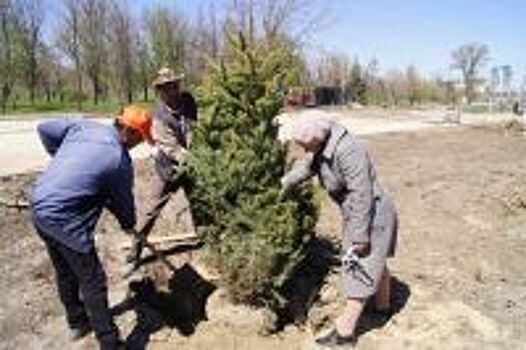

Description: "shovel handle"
129 229 178 273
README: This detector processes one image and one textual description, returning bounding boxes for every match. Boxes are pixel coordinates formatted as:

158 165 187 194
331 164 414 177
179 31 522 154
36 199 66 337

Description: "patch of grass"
461 104 509 114
0 99 155 117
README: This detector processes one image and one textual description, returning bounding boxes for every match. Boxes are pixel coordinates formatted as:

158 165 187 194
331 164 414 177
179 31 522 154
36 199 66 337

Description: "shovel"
122 229 178 279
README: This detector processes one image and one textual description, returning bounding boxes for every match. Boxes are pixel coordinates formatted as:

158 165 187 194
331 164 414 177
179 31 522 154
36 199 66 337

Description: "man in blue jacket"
30 106 152 350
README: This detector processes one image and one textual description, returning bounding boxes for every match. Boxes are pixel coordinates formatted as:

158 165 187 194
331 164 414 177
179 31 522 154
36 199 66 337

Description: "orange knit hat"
118 105 153 144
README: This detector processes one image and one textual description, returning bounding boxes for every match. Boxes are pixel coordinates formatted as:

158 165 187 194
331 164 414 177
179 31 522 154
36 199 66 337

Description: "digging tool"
122 229 178 278
342 249 374 287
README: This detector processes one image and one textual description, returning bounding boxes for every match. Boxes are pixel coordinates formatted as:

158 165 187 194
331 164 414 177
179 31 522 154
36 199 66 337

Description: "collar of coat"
159 100 181 117
321 123 347 159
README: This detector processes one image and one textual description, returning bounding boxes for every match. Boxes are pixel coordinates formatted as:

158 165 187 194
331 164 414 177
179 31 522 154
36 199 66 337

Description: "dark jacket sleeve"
180 91 197 121
106 154 136 230
336 144 374 244
181 92 197 146
37 119 75 156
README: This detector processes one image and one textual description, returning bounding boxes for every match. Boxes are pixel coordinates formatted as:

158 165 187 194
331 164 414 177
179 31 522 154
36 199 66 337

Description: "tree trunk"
143 84 148 101
93 79 99 105
1 84 9 114
29 40 37 105
75 60 82 110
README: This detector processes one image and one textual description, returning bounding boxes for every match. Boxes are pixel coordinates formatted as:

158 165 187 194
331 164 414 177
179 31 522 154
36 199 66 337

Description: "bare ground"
1 125 525 350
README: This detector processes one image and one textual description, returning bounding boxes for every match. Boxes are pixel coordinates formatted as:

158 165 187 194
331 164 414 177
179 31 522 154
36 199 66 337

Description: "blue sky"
46 0 526 84
312 0 526 82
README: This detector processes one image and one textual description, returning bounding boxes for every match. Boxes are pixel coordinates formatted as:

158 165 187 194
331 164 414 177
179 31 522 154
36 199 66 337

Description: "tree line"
313 42 523 108
1 0 221 112
0 0 522 114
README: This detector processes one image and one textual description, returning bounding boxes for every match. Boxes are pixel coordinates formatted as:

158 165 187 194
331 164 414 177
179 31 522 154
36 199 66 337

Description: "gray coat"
282 123 397 298
151 93 197 182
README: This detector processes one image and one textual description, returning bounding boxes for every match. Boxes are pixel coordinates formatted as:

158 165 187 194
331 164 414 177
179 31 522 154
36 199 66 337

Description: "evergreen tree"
345 62 367 104
185 32 317 308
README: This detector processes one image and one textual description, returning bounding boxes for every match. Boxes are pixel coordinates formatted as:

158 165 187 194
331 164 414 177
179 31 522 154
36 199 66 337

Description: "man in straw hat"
127 67 198 263
30 105 152 349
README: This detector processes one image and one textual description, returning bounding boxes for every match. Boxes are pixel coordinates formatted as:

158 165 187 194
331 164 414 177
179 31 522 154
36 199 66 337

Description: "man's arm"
153 120 187 164
37 119 76 156
106 157 136 230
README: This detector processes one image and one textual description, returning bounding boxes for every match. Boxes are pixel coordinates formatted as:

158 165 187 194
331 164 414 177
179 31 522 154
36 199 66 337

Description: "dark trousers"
37 229 120 350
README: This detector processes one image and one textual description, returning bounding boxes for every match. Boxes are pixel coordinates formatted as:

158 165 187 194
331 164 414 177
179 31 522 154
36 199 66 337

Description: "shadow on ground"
356 277 411 338
112 263 216 350
274 237 340 329
277 236 411 340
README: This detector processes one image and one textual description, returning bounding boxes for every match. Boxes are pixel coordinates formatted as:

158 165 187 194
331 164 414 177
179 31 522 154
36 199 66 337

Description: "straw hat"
152 67 184 87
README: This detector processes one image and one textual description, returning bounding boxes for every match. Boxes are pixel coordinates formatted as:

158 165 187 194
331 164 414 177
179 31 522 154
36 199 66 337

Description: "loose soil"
1 125 525 350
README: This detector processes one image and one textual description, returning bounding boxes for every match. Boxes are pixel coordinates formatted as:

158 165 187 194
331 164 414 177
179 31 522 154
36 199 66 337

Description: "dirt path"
0 117 150 177
1 108 518 176
0 108 442 176
1 125 525 349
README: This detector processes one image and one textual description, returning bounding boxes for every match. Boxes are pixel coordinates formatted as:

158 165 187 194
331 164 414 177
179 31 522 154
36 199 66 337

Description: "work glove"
341 242 370 269
341 244 374 287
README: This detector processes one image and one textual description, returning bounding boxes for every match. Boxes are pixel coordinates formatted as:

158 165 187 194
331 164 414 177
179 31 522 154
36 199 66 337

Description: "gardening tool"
122 229 178 279
341 248 374 287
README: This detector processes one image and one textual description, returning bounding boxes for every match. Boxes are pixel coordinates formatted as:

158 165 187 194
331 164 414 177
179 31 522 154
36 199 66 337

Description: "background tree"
345 61 367 104
489 66 500 111
227 0 313 86
18 0 42 104
451 42 490 105
186 3 222 84
1 0 15 112
79 0 108 105
384 69 407 106
1 1 512 114
406 64 421 105
145 7 187 76
501 64 513 107
0 0 27 111
314 54 346 88
135 31 152 101
38 45 63 102
108 0 136 104
58 0 83 109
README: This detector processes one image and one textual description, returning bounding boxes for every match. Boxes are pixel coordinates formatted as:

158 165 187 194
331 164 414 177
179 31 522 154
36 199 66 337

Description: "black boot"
69 322 92 341
315 328 356 348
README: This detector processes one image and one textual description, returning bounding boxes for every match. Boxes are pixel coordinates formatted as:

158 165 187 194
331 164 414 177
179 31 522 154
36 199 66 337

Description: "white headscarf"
290 111 334 145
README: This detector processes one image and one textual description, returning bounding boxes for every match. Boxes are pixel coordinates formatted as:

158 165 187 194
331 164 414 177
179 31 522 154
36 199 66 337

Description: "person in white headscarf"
281 113 398 347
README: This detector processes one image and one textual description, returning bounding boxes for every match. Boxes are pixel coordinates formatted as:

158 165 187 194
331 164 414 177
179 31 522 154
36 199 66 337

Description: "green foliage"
186 32 317 306
0 97 153 116
345 62 367 105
